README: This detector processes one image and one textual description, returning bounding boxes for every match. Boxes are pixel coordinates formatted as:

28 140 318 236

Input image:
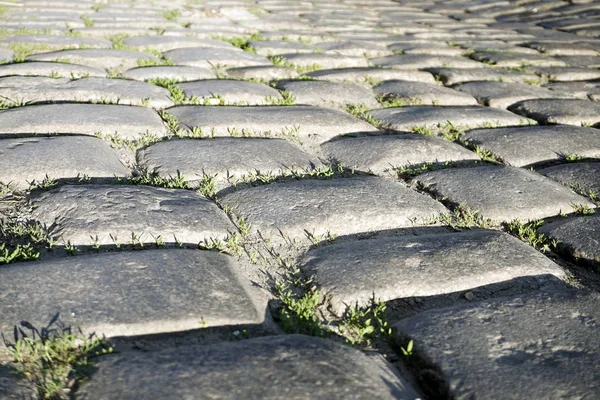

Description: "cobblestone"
1 0 600 398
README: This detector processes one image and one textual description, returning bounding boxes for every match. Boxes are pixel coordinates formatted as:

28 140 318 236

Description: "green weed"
338 296 391 346
504 219 556 252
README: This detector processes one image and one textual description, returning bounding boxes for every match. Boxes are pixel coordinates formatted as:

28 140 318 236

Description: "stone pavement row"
0 0 600 399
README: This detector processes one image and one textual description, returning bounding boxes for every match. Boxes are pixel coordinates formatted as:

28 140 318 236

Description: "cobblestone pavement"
0 0 599 399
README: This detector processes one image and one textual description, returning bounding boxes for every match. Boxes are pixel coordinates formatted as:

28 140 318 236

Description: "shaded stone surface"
77 335 418 399
394 289 600 400
31 185 235 246
454 81 572 109
220 177 448 240
0 136 129 189
167 105 378 143
177 79 282 105
509 99 600 126
226 65 299 80
0 104 169 139
302 230 565 315
374 80 478 106
544 81 600 101
0 76 173 108
371 54 484 69
0 250 266 338
464 125 600 167
26 49 158 71
0 366 35 400
370 106 530 132
427 67 538 85
0 61 107 78
525 66 600 82
414 165 595 222
276 80 379 109
278 53 369 69
322 134 479 175
306 67 436 84
164 47 271 68
123 66 216 81
539 216 600 264
539 162 600 195
138 138 320 186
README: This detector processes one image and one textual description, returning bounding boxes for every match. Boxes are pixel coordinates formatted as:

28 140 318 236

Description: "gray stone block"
509 99 600 126
0 136 129 189
0 61 107 79
374 80 478 106
302 230 566 316
123 66 216 81
0 104 169 139
470 51 568 67
276 80 379 109
414 165 595 222
427 67 538 85
77 335 419 399
371 54 485 69
122 36 235 52
164 47 271 68
0 250 266 338
394 289 600 399
166 105 378 143
539 162 600 195
31 184 235 246
278 52 369 69
177 79 282 105
226 65 299 80
307 67 436 84
220 177 448 240
539 216 600 264
26 49 158 71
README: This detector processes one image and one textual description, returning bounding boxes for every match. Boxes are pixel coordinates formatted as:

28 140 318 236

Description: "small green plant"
339 296 391 346
81 15 94 27
434 204 493 229
3 316 113 399
266 90 296 106
571 203 596 215
268 55 289 67
504 219 556 252
401 339 414 357
473 145 503 163
27 174 58 191
125 170 191 190
137 57 175 67
377 95 422 108
275 283 322 336
162 9 181 21
411 121 465 142
564 153 585 162
344 103 383 128
215 33 263 53
197 172 217 198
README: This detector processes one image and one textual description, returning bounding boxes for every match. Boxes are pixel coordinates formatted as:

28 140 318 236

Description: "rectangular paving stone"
426 67 538 85
544 81 600 101
77 334 419 400
414 165 596 222
122 36 236 52
0 76 173 109
166 105 378 143
370 105 531 132
163 47 272 68
0 104 169 139
539 216 600 265
138 138 321 187
539 162 600 195
453 81 573 109
0 34 111 50
177 79 282 106
26 49 159 72
508 99 600 126
302 230 566 316
220 177 448 241
278 52 369 69
123 65 217 81
306 67 436 84
0 61 107 79
374 80 478 106
463 125 600 167
0 250 266 338
470 51 568 67
276 80 379 109
321 134 479 175
394 289 600 400
371 54 485 69
0 136 130 190
225 65 299 81
31 184 235 246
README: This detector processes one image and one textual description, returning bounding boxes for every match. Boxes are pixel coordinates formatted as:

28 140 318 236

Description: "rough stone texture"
322 134 479 175
138 138 320 186
220 177 448 240
164 47 271 68
414 165 595 222
509 99 600 126
0 366 35 400
544 81 600 101
371 54 485 69
525 66 600 82
177 79 282 105
539 216 600 264
427 67 538 85
226 65 299 81
470 51 568 67
374 80 478 106
302 230 566 315
464 125 600 167
0 136 129 189
26 49 158 71
123 66 216 81
276 80 379 109
370 106 531 132
316 40 391 58
166 105 378 143
122 36 235 52
249 40 313 56
0 104 169 139
394 289 600 400
454 81 572 109
0 250 266 338
0 76 173 108
0 48 13 63
278 53 369 69
77 335 418 400
31 185 235 246
0 61 107 78
539 162 600 195
306 67 436 84
0 34 111 49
